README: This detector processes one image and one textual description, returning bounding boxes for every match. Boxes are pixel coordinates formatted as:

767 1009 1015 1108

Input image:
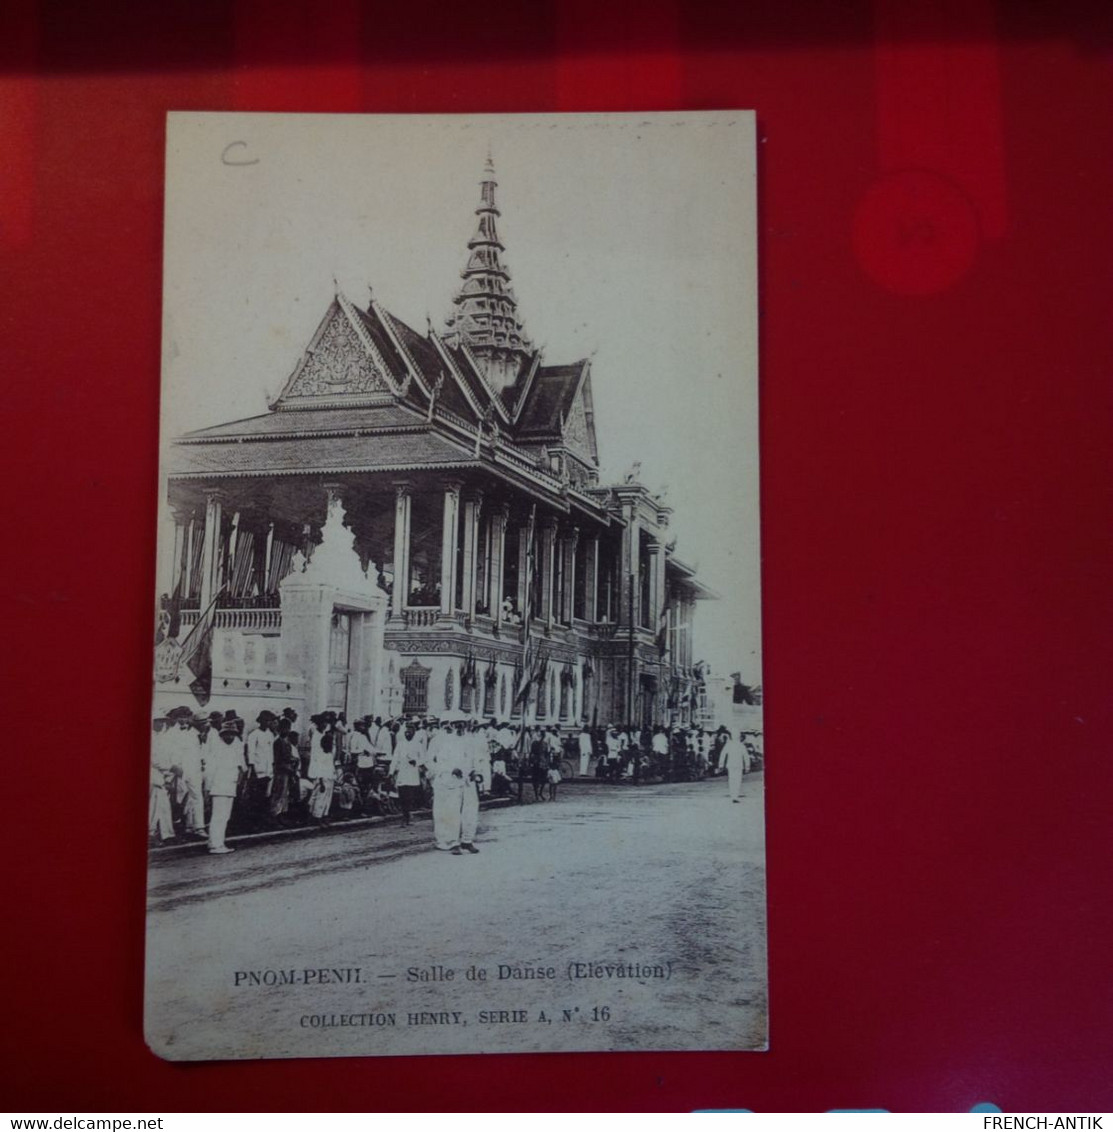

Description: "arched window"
401 660 430 715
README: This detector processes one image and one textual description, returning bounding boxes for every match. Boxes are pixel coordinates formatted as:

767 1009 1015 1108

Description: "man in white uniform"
459 721 485 853
414 720 430 760
373 718 395 765
206 720 245 853
149 718 175 843
168 708 206 837
578 725 593 777
722 729 750 802
388 723 424 826
429 723 467 853
497 721 514 752
244 711 275 825
349 718 375 802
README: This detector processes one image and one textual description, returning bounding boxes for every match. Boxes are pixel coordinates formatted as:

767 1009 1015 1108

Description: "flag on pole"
514 504 538 706
656 594 671 656
178 588 222 707
153 579 186 683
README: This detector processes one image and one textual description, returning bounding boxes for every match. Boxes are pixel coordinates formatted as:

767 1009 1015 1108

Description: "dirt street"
145 775 767 1060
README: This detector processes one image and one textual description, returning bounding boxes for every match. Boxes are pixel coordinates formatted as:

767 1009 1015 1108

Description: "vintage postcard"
145 111 764 1060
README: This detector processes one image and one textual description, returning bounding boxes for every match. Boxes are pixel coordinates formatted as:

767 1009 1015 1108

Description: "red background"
3 0 1112 1113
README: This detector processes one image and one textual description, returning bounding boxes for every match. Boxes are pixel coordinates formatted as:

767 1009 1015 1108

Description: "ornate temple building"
154 157 714 728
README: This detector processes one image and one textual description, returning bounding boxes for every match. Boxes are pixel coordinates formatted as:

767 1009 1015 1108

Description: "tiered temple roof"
170 158 601 500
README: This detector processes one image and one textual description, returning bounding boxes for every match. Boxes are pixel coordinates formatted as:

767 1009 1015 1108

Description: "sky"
161 112 761 681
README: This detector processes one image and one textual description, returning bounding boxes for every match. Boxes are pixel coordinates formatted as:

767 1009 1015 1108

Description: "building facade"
153 158 713 728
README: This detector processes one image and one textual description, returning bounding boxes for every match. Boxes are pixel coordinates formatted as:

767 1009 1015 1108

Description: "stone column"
517 518 532 617
391 481 412 618
539 515 557 627
491 503 509 629
585 535 600 623
439 481 462 618
199 489 225 610
461 491 483 621
159 505 188 600
619 504 640 628
227 510 241 580
264 522 275 593
184 517 196 597
562 527 579 624
647 540 665 635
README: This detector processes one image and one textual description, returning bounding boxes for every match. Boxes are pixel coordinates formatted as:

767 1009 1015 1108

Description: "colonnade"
163 480 687 641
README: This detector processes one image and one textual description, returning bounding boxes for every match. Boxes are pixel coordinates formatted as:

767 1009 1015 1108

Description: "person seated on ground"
380 779 400 815
490 752 513 797
363 779 385 816
744 737 760 770
335 770 361 817
363 767 399 817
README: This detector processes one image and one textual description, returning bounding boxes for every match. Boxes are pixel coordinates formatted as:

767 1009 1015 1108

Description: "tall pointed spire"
443 154 533 392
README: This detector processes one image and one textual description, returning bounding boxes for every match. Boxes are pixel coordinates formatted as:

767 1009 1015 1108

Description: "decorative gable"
281 302 392 402
564 390 592 456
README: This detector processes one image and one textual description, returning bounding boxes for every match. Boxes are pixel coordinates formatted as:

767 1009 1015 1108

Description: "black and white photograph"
145 110 763 1060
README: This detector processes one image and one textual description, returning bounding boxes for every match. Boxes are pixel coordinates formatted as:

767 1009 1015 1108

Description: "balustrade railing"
173 604 618 641
178 607 283 632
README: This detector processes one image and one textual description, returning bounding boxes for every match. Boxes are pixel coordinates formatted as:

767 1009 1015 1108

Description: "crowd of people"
149 706 763 855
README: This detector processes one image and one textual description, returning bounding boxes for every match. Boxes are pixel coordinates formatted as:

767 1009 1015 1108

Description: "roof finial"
443 150 532 393
332 274 339 296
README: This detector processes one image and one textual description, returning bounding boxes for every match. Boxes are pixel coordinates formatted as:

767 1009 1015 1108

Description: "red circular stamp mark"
853 169 980 296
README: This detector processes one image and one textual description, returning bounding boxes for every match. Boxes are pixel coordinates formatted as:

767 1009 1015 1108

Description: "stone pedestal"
279 491 389 718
